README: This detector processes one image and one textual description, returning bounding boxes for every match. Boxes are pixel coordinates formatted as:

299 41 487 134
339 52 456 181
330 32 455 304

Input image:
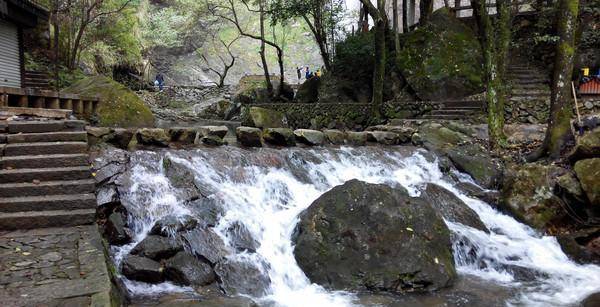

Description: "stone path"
0 226 115 307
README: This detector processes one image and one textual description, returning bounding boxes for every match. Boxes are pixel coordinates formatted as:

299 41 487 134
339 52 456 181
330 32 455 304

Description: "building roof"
0 0 48 28
580 78 600 95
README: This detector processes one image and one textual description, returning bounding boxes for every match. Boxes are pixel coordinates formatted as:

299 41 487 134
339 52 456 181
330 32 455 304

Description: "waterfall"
108 146 600 306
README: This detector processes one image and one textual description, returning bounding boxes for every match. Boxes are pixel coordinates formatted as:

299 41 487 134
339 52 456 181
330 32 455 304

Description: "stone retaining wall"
241 101 435 130
505 97 600 124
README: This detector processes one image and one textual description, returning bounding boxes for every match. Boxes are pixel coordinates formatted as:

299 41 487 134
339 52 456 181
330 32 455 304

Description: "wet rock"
366 131 399 145
294 129 325 146
247 106 287 128
263 128 296 146
323 129 346 145
163 156 201 201
121 255 164 283
165 251 216 286
557 229 600 265
366 125 416 144
421 184 488 232
574 158 600 206
131 235 183 261
456 181 499 205
168 127 197 144
446 144 503 189
183 227 231 264
214 257 271 297
346 131 368 146
225 222 260 252
583 292 600 307
294 179 456 293
136 128 170 147
105 212 131 245
150 215 198 236
96 185 120 209
199 135 226 146
569 128 600 162
419 123 470 151
236 127 262 147
86 127 111 145
188 198 224 227
108 128 135 149
197 126 229 139
500 163 567 230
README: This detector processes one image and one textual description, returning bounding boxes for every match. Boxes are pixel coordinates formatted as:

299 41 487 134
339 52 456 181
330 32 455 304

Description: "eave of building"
0 0 49 28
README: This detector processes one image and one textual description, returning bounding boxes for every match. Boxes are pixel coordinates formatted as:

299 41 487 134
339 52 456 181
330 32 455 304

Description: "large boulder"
150 215 198 236
366 131 399 145
294 180 456 293
263 128 296 146
104 212 132 245
135 128 170 147
294 129 325 146
574 158 600 206
63 76 155 127
397 8 484 101
500 163 567 230
295 77 320 103
569 128 600 162
346 131 368 146
246 107 288 128
323 129 346 145
421 184 488 232
164 251 216 286
446 144 504 189
183 227 231 264
214 257 271 297
236 127 263 147
121 255 164 283
162 156 201 201
130 235 183 261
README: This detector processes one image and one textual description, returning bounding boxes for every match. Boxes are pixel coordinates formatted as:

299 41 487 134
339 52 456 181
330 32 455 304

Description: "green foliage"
333 31 375 86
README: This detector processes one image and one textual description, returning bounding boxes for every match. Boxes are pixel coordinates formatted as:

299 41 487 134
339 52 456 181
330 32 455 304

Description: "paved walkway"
0 226 115 307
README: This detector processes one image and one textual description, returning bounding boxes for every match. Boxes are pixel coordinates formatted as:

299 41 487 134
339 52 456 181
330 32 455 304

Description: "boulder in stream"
236 127 262 147
136 128 170 147
263 128 296 146
104 211 132 245
165 251 216 286
294 179 456 293
163 156 201 201
214 257 271 297
346 131 368 146
294 129 325 146
121 255 164 283
421 184 488 232
130 235 183 261
323 129 346 145
366 131 400 145
150 215 198 236
183 227 232 264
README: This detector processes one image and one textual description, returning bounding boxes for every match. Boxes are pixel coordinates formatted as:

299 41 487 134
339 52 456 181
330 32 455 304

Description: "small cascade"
106 146 600 306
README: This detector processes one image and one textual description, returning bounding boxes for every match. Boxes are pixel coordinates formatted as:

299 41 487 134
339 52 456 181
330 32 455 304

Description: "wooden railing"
0 87 100 120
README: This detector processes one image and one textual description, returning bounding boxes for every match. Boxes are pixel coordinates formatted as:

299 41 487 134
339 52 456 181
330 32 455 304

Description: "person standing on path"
305 66 311 79
297 66 302 82
155 73 165 92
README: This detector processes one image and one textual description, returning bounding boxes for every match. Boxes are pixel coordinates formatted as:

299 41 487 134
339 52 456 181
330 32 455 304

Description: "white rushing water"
112 147 600 306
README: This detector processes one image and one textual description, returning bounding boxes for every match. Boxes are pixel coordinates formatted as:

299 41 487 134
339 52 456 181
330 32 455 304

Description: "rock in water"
183 227 231 264
293 179 456 293
121 255 164 283
236 127 262 147
165 252 216 286
323 129 346 145
214 256 271 297
574 158 600 207
294 129 325 146
150 215 198 236
162 156 201 201
104 212 132 245
130 235 183 261
263 128 296 146
421 184 488 232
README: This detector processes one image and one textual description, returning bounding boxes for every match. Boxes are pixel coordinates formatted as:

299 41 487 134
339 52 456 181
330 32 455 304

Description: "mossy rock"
574 158 600 207
64 76 154 127
397 8 484 101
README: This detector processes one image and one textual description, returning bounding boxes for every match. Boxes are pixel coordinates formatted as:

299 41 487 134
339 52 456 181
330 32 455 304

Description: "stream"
104 146 600 306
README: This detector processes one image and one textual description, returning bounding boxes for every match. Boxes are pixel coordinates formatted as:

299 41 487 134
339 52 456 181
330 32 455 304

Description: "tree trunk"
472 0 508 149
530 0 579 160
304 15 331 71
277 47 285 96
393 0 400 52
372 0 387 115
419 0 433 24
402 0 409 32
258 1 273 95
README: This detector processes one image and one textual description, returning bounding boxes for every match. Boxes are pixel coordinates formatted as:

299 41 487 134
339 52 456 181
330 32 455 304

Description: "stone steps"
0 153 89 169
0 117 96 231
7 120 85 134
0 179 95 198
0 166 91 183
5 131 87 143
3 141 87 156
0 209 96 230
0 193 96 213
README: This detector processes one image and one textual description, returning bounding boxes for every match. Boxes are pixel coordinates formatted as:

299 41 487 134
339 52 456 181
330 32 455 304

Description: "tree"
359 0 388 115
402 0 408 32
392 0 400 52
270 0 343 71
208 0 287 96
201 35 240 87
529 0 579 160
471 0 512 149
419 0 433 24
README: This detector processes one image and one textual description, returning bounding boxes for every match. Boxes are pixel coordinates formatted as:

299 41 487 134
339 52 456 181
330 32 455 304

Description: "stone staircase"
421 100 485 121
506 60 551 123
0 119 96 230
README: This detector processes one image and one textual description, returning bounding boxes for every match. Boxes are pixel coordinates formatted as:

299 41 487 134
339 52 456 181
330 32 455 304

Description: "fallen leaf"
406 227 414 232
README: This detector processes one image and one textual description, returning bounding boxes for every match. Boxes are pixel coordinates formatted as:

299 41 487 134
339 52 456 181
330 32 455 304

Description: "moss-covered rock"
64 76 154 127
246 107 288 128
574 158 600 206
569 128 600 162
263 128 296 146
294 129 325 146
500 163 567 230
293 179 456 293
397 8 484 101
323 129 346 145
236 127 262 147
